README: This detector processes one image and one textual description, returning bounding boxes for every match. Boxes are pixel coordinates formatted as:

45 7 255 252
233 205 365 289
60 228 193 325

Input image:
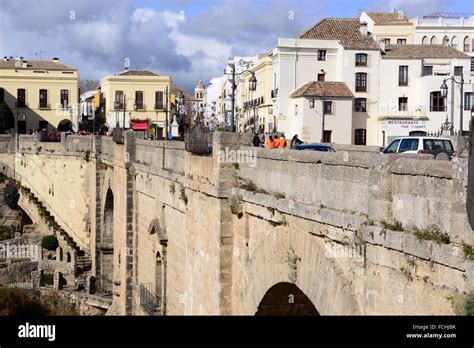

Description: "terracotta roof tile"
366 12 411 24
117 70 159 76
290 81 354 98
0 59 76 71
299 18 379 50
382 44 469 59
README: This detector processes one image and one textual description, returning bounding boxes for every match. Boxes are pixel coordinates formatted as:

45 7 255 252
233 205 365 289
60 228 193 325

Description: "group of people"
252 133 304 149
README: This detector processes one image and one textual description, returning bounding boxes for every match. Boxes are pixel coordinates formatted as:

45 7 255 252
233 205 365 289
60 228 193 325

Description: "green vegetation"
44 273 54 285
413 225 450 245
462 243 474 261
0 102 14 133
41 235 58 251
238 179 268 194
465 292 474 316
3 180 19 209
381 219 403 231
57 119 72 132
0 225 14 240
233 163 240 170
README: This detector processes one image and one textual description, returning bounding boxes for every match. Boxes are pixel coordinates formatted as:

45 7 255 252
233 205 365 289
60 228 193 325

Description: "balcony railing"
38 103 51 109
135 102 145 110
139 282 156 314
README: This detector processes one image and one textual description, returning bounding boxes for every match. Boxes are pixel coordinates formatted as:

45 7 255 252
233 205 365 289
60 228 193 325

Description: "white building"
203 77 223 126
378 44 472 143
411 13 474 73
272 18 380 145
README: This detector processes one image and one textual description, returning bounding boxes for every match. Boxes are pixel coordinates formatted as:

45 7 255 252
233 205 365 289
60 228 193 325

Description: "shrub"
381 219 403 231
41 235 58 251
413 225 450 245
3 180 19 209
57 119 72 132
0 225 14 240
0 288 47 316
43 273 54 285
465 292 474 316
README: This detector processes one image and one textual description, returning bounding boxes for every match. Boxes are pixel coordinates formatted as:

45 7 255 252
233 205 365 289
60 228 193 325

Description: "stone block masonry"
0 132 472 315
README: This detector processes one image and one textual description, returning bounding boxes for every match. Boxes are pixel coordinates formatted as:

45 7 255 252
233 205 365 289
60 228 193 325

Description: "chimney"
52 57 59 63
3 57 7 61
360 21 368 36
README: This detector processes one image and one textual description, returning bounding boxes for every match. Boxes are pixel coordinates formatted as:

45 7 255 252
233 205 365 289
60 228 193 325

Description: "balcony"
38 103 51 110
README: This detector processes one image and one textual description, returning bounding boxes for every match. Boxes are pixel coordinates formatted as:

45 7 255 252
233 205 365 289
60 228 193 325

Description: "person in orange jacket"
274 134 287 149
265 135 275 149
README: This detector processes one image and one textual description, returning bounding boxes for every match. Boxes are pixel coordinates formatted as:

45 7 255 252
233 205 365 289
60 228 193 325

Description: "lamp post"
440 70 466 135
226 61 257 132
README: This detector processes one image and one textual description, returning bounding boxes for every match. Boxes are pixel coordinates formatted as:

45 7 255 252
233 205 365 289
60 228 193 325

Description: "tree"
57 119 72 132
0 103 14 133
41 235 59 251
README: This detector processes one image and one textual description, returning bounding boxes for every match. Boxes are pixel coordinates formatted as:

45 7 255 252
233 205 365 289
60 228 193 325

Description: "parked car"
291 144 336 152
380 136 456 160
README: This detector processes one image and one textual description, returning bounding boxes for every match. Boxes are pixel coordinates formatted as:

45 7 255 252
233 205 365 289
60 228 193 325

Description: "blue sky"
0 0 472 91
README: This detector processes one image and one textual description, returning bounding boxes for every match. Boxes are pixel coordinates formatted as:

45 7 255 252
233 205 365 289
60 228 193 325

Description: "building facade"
0 57 79 133
411 13 474 74
202 76 223 127
360 11 414 45
237 53 273 133
378 44 472 144
100 69 171 136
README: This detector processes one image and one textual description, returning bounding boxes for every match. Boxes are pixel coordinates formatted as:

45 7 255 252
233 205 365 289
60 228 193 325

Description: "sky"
0 0 472 92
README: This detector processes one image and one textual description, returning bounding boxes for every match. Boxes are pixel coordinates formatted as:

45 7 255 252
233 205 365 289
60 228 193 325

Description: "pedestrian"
252 133 261 147
265 135 275 149
276 135 287 149
290 134 303 148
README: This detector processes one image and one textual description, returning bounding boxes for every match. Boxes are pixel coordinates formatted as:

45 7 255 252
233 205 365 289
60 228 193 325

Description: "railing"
38 103 51 109
135 103 145 110
139 282 156 313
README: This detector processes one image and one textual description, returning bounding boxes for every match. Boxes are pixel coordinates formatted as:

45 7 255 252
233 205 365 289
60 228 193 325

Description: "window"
422 36 429 45
422 66 433 76
0 88 4 103
39 89 48 108
384 139 400 153
355 73 367 92
397 39 407 45
355 53 367 66
454 66 463 76
465 92 474 111
317 50 326 61
17 89 26 107
399 66 408 86
324 101 333 114
398 138 419 153
317 73 325 82
423 139 454 151
398 97 408 111
354 98 367 112
155 91 163 109
430 91 446 112
354 129 366 145
60 89 69 109
323 130 332 143
443 36 449 46
430 36 438 45
382 38 391 45
135 91 144 109
115 91 124 109
464 36 470 52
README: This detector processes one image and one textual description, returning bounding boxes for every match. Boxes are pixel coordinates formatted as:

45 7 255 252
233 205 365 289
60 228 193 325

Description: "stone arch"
242 224 362 315
422 35 429 45
98 188 115 294
464 36 470 52
256 282 319 315
430 36 438 45
451 36 458 49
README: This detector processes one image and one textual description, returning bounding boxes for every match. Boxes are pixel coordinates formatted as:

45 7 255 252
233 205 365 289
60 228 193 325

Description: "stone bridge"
0 130 473 315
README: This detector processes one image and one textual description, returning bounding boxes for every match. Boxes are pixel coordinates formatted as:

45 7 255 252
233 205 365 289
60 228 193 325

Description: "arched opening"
422 36 429 45
66 252 71 263
464 36 470 52
443 36 450 46
99 188 114 294
155 251 163 312
255 282 319 316
430 36 438 45
59 247 63 262
451 36 458 50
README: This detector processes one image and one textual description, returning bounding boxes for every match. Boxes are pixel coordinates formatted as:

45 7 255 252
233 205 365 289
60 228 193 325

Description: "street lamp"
226 61 257 132
440 70 466 135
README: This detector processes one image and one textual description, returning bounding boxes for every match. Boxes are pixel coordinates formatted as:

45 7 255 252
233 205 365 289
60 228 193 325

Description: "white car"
381 136 456 160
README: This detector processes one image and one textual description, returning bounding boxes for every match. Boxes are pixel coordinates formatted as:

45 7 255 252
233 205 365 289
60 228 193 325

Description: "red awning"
131 120 148 131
